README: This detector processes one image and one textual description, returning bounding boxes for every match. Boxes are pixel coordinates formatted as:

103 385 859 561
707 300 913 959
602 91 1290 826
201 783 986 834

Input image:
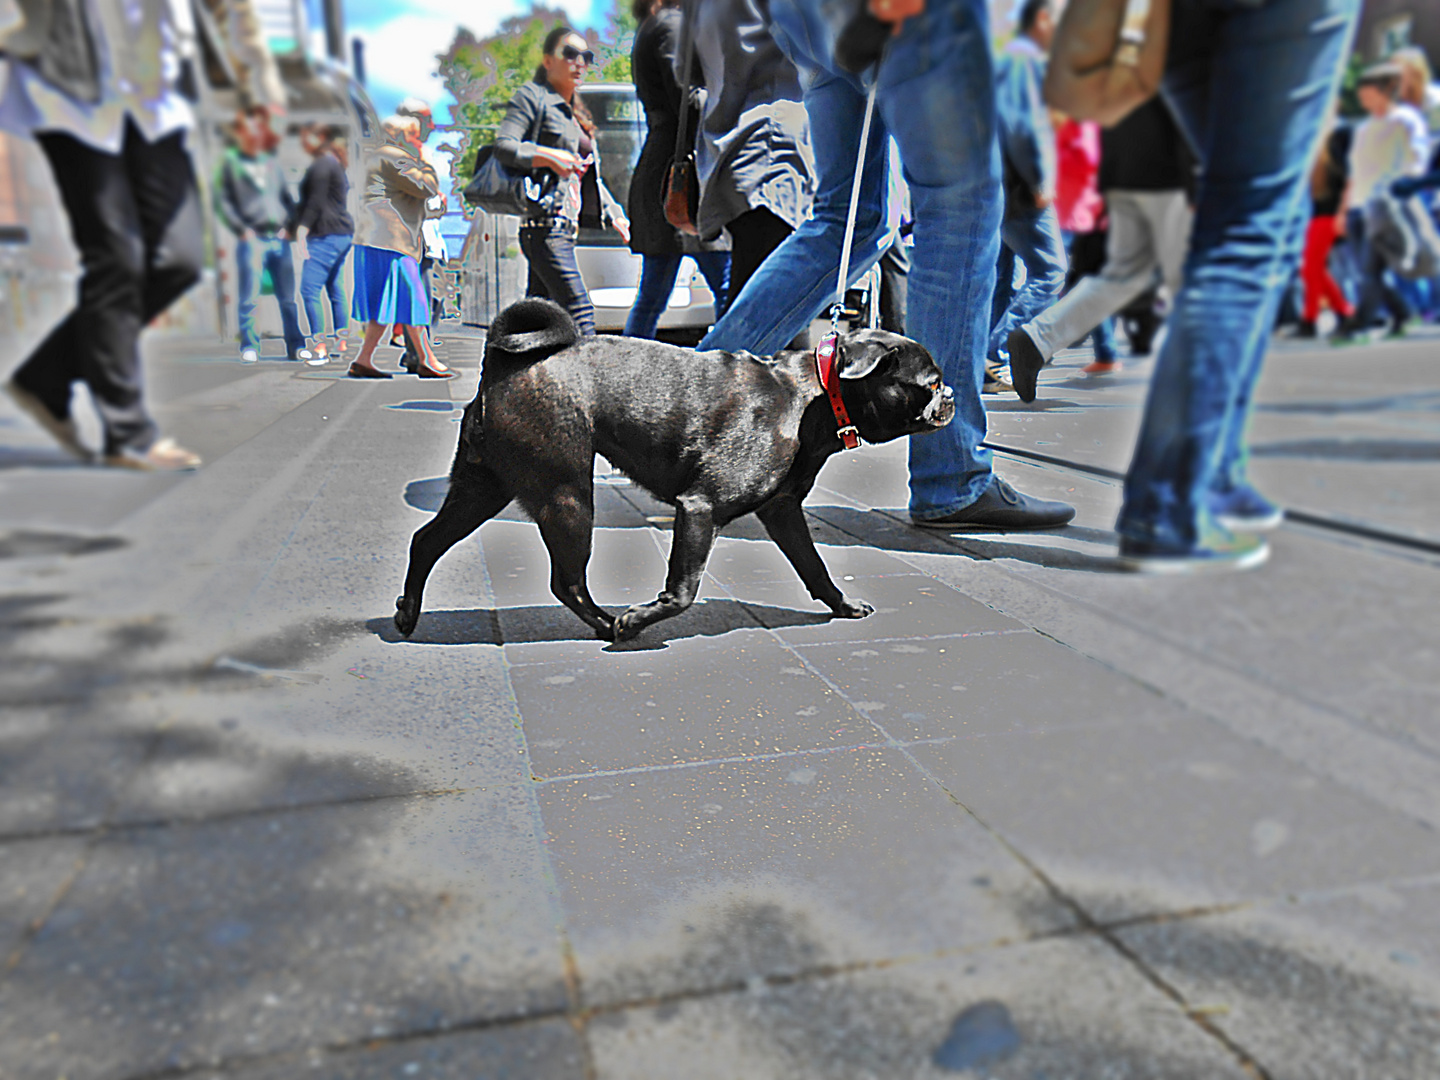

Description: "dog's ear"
838 329 906 380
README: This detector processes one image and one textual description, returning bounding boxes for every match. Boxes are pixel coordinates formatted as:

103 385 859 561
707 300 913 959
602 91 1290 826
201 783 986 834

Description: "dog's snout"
922 383 956 427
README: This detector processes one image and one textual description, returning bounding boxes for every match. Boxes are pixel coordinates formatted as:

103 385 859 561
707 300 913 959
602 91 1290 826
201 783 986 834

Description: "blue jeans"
236 235 304 356
1117 0 1359 548
624 251 732 338
988 206 1067 364
300 233 351 342
703 0 1002 517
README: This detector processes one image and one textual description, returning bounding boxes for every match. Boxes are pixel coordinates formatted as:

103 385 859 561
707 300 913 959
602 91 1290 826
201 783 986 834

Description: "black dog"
395 298 954 642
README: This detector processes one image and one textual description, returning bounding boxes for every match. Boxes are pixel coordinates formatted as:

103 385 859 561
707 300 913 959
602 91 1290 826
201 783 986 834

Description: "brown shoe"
104 437 202 472
4 380 91 460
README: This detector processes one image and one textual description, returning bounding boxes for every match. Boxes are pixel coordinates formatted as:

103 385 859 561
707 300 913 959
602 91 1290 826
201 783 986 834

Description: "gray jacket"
0 0 284 108
679 0 814 240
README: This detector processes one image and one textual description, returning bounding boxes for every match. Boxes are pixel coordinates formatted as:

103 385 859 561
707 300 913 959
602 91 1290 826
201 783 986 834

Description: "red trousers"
1301 215 1352 323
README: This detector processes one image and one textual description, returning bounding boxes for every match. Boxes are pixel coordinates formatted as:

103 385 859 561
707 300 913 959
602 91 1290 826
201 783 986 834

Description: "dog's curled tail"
485 297 580 363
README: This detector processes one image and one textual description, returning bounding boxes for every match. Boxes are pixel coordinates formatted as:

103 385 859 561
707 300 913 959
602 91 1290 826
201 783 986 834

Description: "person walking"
1295 122 1353 338
395 98 447 370
216 106 307 363
986 0 1067 394
683 0 815 307
293 123 354 362
0 0 282 470
624 0 730 339
1052 114 1120 374
699 0 1076 532
1006 97 1194 399
1334 63 1426 341
346 115 453 380
1115 0 1360 571
495 27 628 337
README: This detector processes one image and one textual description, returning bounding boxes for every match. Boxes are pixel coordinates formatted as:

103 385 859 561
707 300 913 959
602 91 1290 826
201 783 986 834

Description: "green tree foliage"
437 0 638 203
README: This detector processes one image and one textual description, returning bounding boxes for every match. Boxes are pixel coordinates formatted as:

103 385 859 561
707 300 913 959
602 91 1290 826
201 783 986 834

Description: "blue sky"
345 0 611 123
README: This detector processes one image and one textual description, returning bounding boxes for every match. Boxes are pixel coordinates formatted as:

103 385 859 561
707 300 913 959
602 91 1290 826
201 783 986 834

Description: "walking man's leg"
700 67 890 356
15 124 200 459
1117 0 1358 564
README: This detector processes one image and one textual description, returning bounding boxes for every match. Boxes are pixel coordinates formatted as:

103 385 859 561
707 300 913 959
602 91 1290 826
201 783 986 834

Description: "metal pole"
324 0 346 62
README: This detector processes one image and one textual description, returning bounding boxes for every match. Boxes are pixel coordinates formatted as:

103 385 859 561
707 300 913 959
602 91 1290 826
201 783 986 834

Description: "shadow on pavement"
367 599 831 649
0 529 127 560
1257 389 1440 415
804 507 1128 574
1250 438 1440 462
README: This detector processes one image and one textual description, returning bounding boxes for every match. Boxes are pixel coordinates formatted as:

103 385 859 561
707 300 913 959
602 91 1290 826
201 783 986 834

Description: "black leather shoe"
1006 328 1045 403
912 477 1075 531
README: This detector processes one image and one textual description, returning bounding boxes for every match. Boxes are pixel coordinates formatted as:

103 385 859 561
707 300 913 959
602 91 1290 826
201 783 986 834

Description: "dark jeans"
726 207 794 309
877 238 910 335
623 251 732 339
1347 206 1409 328
236 235 304 356
15 121 202 454
989 205 1068 364
520 222 596 336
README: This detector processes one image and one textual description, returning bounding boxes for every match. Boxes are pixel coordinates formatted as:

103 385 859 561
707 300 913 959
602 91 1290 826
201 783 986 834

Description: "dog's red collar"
815 332 860 450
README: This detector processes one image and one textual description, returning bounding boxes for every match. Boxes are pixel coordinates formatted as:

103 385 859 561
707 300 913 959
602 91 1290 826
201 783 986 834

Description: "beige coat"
353 143 439 261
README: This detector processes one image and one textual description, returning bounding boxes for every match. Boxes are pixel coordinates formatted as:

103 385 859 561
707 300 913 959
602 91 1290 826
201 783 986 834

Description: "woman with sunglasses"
494 27 629 336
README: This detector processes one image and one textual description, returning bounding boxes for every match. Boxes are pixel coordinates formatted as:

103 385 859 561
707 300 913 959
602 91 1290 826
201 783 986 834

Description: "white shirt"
1349 106 1426 205
0 0 193 154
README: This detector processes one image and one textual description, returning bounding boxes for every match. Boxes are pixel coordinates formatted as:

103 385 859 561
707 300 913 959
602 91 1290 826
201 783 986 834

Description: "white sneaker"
240 348 259 363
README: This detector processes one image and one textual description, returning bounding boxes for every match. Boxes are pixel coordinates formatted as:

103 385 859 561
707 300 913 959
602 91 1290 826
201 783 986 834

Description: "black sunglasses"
559 44 596 65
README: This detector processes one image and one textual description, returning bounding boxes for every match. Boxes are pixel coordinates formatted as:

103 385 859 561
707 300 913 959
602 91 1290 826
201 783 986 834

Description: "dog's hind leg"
613 494 717 641
755 496 873 619
395 469 513 637
530 484 617 641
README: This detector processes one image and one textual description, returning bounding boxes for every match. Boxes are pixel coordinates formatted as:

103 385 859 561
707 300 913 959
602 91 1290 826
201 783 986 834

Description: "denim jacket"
994 36 1055 213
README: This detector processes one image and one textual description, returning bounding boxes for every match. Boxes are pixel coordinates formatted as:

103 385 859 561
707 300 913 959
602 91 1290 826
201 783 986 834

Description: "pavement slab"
511 633 874 778
536 748 1073 1010
587 935 1252 1080
908 706 1440 924
0 786 565 1080
214 1018 588 1079
2 323 1438 1077
1117 902 1440 1080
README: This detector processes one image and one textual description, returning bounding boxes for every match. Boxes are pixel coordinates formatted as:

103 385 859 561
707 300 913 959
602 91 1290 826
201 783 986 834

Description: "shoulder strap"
672 0 698 162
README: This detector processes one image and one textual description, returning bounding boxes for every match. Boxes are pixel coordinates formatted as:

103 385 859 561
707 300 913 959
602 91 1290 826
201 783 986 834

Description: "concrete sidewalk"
1 324 1438 1079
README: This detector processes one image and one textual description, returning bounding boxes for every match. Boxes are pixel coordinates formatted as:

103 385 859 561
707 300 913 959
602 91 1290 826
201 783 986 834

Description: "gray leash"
829 77 880 335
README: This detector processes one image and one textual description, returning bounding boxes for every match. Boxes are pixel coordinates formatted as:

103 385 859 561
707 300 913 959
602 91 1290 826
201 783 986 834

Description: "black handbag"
464 97 551 215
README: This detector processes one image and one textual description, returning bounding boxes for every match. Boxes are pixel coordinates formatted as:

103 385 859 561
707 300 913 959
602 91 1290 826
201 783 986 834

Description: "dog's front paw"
612 608 644 641
394 595 420 637
831 596 874 620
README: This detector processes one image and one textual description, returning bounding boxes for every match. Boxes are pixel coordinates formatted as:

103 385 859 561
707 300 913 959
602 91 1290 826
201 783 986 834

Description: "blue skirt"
351 245 429 325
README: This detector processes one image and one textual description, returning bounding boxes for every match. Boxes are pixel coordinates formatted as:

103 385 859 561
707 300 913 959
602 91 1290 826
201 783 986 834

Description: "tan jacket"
353 143 439 261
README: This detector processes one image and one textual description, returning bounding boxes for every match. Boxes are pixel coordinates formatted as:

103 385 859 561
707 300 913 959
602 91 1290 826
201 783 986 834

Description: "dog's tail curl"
484 298 580 362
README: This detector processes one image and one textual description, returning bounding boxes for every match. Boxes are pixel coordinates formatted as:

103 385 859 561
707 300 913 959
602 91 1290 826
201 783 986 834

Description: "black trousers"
520 222 595 336
878 237 910 336
725 206 793 309
14 121 203 454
